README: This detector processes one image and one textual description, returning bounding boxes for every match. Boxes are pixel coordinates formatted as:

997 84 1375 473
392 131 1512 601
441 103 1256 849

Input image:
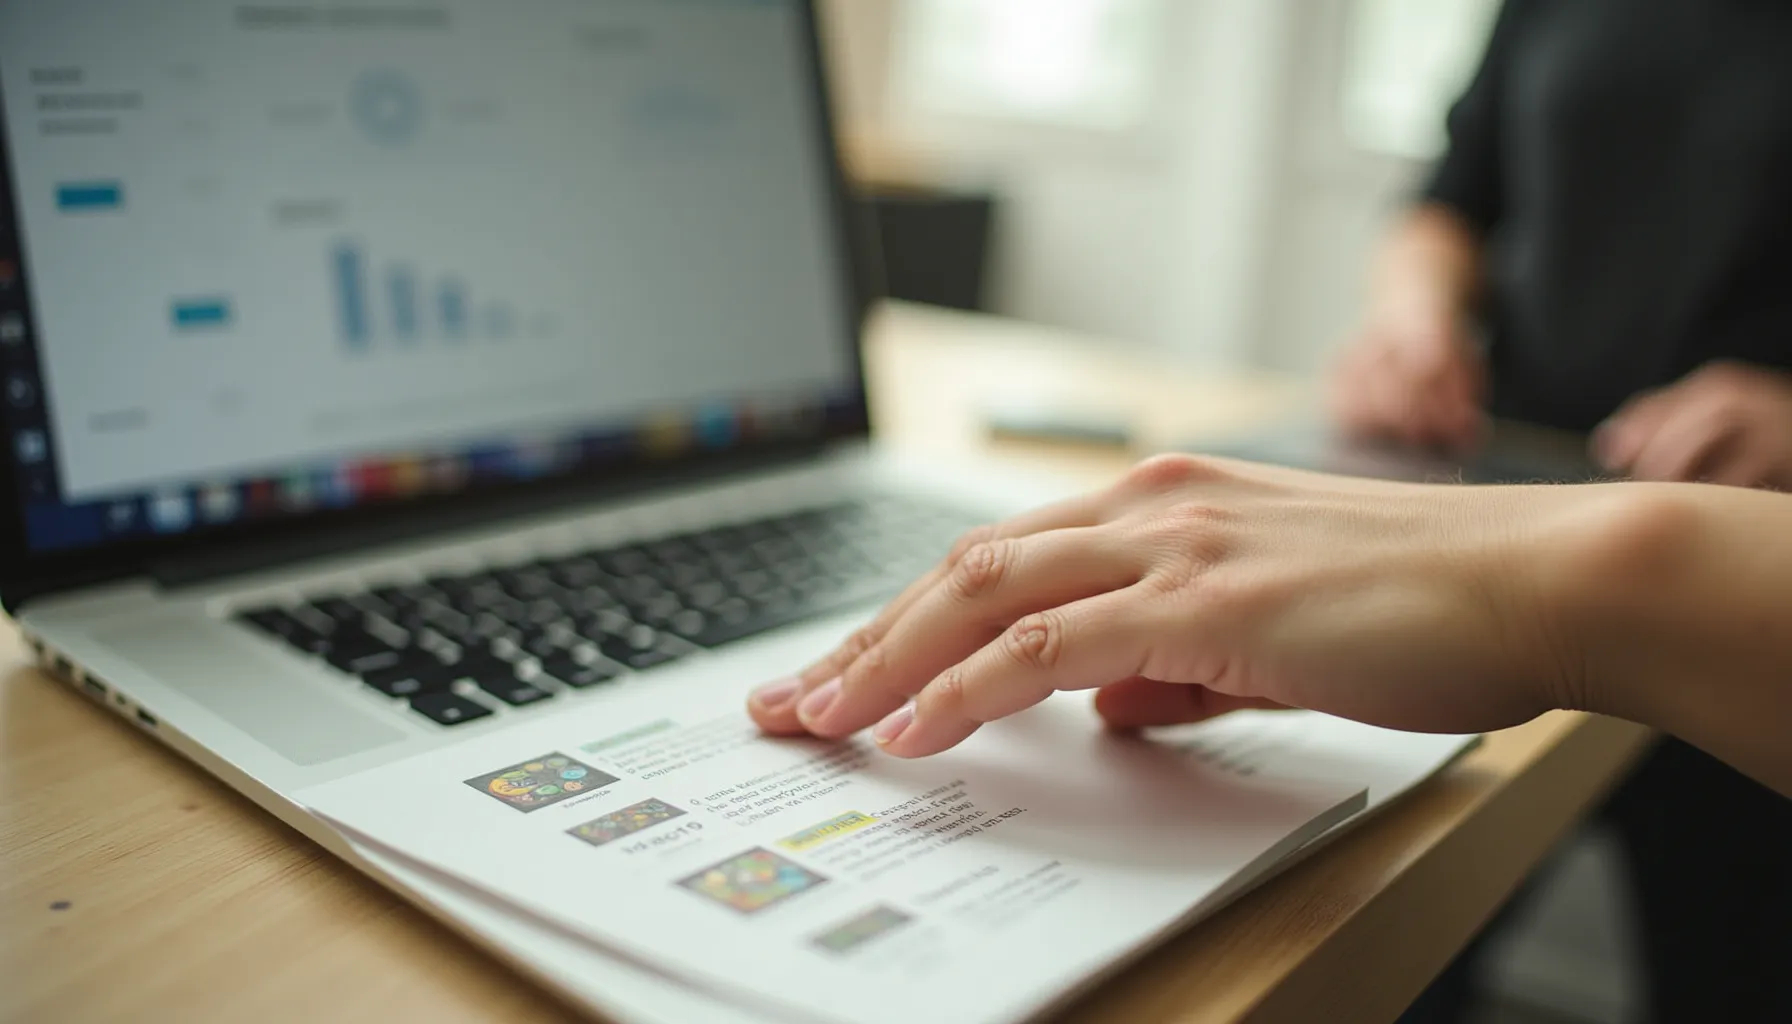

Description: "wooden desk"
0 302 1653 1024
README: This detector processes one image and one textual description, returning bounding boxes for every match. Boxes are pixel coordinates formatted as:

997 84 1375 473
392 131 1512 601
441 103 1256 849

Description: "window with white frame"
1340 0 1502 160
887 0 1165 132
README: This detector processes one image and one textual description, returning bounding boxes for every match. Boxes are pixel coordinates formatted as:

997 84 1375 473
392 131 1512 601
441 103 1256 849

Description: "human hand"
1595 361 1792 489
1329 314 1487 452
748 455 1605 758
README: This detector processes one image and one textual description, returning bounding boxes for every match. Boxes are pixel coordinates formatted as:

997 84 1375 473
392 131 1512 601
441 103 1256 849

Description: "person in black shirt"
1334 0 1792 486
1330 1 1792 1020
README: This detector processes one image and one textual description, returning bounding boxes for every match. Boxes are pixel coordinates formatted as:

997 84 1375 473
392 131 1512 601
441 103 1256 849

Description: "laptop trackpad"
96 619 407 766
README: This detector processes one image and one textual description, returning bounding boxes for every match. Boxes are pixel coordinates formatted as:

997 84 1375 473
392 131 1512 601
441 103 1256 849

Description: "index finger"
748 487 1114 733
792 524 1149 739
872 587 1158 757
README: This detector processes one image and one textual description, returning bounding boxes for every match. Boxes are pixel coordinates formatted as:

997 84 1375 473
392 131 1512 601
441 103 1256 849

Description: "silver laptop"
0 2 1035 852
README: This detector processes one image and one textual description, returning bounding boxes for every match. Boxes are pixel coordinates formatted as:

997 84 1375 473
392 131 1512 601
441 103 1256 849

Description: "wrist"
1530 483 1792 734
1536 483 1792 795
1523 484 1708 725
1364 290 1465 346
1373 208 1483 331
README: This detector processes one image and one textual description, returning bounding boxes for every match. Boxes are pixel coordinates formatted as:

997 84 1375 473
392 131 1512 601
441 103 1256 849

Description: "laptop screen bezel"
0 0 879 613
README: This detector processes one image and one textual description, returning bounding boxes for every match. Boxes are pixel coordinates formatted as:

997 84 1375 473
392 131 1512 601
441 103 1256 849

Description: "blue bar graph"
57 181 124 212
171 298 232 330
325 238 533 352
439 279 468 341
386 266 419 342
334 244 370 350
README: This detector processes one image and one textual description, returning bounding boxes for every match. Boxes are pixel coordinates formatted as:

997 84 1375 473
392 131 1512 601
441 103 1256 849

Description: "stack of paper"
302 687 1473 1024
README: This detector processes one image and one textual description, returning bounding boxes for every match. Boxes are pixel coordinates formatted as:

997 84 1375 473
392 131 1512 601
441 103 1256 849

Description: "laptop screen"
0 0 862 559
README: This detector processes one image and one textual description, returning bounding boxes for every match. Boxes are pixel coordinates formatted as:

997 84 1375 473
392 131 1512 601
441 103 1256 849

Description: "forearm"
1368 204 1486 332
1550 484 1792 796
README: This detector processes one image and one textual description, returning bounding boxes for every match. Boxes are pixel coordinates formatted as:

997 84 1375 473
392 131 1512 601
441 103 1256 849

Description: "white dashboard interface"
0 0 855 510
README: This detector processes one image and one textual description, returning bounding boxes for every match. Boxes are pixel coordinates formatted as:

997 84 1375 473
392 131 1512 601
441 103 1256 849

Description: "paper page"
335 706 1476 1024
299 685 1365 1024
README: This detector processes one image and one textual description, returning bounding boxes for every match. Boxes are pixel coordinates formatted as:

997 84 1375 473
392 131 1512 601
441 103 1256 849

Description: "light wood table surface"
0 302 1654 1024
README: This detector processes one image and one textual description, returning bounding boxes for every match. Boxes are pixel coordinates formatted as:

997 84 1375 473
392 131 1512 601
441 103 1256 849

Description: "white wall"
1256 0 1427 372
823 0 1417 373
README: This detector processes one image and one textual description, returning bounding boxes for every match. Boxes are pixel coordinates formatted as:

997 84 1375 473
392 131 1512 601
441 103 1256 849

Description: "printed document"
300 683 1375 1024
334 705 1476 1024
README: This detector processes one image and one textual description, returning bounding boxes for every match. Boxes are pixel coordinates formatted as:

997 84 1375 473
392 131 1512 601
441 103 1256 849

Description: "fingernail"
872 703 914 746
797 677 842 725
751 677 802 711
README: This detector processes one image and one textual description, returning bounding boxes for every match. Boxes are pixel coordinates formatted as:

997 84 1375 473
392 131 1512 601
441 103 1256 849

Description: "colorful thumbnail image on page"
678 848 828 914
463 753 619 813
811 905 915 955
567 798 687 848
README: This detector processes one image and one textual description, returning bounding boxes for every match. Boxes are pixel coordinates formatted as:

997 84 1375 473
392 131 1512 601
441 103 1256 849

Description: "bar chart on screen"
328 239 543 353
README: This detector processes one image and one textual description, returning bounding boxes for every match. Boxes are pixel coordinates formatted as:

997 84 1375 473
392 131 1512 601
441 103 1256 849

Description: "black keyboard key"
410 692 493 726
370 585 420 608
563 586 618 614
576 608 635 637
474 673 556 707
523 632 570 659
363 661 453 698
664 608 708 640
446 651 553 706
710 596 753 625
307 597 364 625
470 612 520 640
730 569 775 598
598 547 655 576
711 551 758 576
628 593 683 625
549 559 607 588
289 603 339 635
414 630 464 663
426 572 476 593
660 562 717 589
598 626 695 671
495 568 557 599
770 558 817 584
645 538 698 563
420 608 476 643
328 645 406 676
689 579 893 649
362 616 412 648
541 655 621 689
346 592 396 618
612 574 664 602
521 599 564 626
443 652 517 681
682 581 730 610
611 646 685 671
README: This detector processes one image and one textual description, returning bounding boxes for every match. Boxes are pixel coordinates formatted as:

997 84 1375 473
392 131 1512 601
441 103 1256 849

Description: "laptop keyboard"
234 497 978 727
